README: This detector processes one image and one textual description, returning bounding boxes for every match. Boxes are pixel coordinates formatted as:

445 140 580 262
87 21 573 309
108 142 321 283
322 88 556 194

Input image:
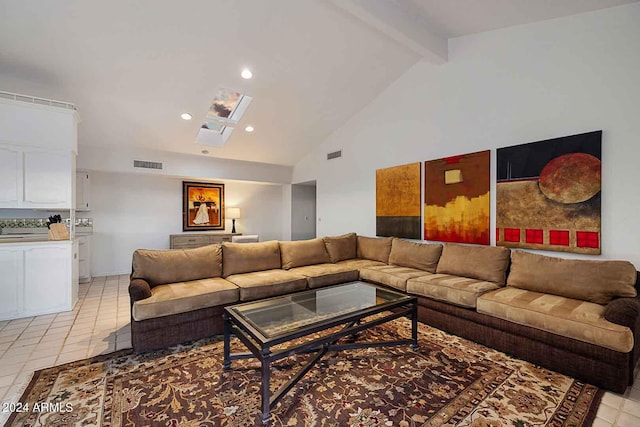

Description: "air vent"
327 150 342 160
133 160 163 170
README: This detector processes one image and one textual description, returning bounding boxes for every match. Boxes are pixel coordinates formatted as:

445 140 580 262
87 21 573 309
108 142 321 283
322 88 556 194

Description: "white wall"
293 4 640 267
87 171 285 276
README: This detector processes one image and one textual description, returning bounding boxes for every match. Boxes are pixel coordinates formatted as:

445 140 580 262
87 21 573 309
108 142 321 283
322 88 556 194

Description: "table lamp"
227 207 240 233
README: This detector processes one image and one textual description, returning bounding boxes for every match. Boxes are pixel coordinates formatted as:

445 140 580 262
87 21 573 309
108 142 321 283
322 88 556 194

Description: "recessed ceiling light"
181 113 192 120
201 150 209 154
245 125 254 132
241 68 253 79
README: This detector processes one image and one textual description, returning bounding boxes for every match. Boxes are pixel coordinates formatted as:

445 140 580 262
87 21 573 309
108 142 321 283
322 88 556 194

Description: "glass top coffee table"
223 281 418 424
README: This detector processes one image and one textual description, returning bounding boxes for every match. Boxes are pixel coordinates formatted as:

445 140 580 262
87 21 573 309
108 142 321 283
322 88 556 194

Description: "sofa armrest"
605 297 640 328
129 278 152 303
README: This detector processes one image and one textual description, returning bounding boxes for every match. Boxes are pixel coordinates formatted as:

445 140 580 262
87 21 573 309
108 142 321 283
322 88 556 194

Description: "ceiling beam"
329 0 447 63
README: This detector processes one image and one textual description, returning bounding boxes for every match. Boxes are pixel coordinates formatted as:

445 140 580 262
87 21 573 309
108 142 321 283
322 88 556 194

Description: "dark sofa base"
130 284 638 393
416 296 636 394
131 305 225 353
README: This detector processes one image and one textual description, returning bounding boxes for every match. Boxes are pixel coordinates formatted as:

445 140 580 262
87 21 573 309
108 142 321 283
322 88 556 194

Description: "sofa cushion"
507 251 637 304
436 244 510 286
357 236 393 263
323 233 357 262
132 244 222 287
289 263 359 289
222 241 281 277
225 269 308 301
336 259 387 270
389 238 442 273
279 238 331 270
477 287 633 352
360 265 432 292
132 277 238 321
407 274 500 308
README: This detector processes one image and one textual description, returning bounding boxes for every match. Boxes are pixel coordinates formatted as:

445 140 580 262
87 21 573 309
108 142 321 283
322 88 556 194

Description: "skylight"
196 88 252 147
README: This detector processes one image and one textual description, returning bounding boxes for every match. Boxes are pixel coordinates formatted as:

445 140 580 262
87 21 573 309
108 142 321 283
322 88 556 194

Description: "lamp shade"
226 207 241 219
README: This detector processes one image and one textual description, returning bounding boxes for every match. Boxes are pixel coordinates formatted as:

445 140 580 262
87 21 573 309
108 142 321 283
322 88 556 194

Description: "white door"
291 181 317 240
0 248 21 320
23 245 70 315
72 240 79 306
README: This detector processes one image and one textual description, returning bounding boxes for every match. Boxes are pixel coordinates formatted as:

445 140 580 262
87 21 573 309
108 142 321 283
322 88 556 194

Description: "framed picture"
376 162 421 239
182 181 225 231
496 131 601 254
424 150 490 245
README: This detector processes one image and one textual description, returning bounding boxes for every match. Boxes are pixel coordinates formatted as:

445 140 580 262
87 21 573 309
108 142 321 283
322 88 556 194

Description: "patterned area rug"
5 318 602 426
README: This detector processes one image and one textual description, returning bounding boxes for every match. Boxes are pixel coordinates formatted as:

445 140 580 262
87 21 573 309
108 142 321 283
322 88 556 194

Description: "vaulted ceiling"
1 0 636 166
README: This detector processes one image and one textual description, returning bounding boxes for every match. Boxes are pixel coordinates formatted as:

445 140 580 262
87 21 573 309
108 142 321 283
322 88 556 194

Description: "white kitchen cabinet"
0 146 73 209
76 171 91 211
0 96 78 153
24 150 73 207
78 234 91 283
0 94 78 209
72 239 79 294
24 246 71 314
0 146 20 203
0 248 21 320
0 241 76 321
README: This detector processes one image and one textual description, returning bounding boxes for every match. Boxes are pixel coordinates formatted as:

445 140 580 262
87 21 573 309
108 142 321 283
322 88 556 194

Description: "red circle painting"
538 153 601 203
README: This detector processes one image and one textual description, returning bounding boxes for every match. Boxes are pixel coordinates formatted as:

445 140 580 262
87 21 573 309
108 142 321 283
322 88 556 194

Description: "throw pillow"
436 243 510 286
507 250 637 304
388 238 442 273
323 233 357 262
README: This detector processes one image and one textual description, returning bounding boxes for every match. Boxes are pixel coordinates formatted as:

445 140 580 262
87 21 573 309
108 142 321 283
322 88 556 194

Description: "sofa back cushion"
222 241 281 277
507 250 637 304
132 244 222 287
280 238 331 269
436 243 510 286
357 236 393 263
388 238 442 273
323 233 357 263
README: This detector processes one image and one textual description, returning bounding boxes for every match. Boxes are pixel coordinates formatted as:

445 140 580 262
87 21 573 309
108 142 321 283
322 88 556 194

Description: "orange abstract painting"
376 162 421 238
424 151 490 244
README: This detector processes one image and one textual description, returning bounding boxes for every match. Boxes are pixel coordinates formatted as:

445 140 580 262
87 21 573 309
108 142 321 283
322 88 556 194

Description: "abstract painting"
424 150 490 244
182 181 225 231
496 131 602 254
376 162 421 239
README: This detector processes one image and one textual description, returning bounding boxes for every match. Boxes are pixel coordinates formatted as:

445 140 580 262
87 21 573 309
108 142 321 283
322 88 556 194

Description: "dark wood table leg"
223 312 231 370
411 304 419 350
261 349 271 425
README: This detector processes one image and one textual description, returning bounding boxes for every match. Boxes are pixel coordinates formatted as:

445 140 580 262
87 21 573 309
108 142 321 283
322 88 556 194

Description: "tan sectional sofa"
129 233 640 393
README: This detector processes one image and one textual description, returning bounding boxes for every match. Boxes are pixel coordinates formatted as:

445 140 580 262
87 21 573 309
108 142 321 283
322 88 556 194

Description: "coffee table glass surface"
228 281 411 341
223 281 417 424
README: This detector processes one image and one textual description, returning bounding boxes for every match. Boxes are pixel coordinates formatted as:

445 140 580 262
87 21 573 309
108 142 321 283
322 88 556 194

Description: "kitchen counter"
0 236 72 244
0 226 92 244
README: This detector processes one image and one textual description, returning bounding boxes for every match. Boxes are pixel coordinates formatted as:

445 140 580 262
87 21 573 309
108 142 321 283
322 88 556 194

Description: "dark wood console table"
169 233 241 249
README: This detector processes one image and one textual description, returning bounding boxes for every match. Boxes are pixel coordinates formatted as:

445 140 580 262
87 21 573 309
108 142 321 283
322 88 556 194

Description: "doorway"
291 181 316 240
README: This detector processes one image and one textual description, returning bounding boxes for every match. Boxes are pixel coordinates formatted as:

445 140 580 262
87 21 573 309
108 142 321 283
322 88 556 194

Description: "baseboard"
92 271 130 278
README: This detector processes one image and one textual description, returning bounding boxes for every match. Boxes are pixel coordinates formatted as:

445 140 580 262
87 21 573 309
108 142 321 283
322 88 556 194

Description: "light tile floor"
0 275 639 426
0 275 131 425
